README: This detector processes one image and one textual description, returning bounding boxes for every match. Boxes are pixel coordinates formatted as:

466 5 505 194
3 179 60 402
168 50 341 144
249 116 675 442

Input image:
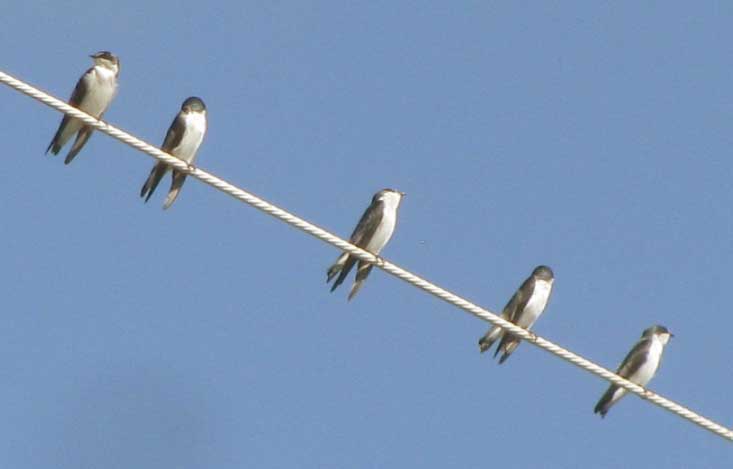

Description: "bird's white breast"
365 209 396 254
630 338 663 386
172 111 207 163
80 66 118 117
516 279 553 328
364 194 401 254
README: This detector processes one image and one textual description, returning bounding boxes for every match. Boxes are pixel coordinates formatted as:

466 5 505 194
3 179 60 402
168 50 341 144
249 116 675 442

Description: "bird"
140 97 207 209
326 188 405 300
46 51 120 164
478 265 554 364
594 325 673 418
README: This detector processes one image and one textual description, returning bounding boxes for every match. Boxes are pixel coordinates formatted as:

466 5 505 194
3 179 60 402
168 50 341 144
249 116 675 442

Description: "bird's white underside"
171 111 207 164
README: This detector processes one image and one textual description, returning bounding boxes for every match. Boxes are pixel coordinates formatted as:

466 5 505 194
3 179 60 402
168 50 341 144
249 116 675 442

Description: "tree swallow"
46 51 120 165
140 97 207 209
594 324 673 418
326 188 405 301
478 265 554 364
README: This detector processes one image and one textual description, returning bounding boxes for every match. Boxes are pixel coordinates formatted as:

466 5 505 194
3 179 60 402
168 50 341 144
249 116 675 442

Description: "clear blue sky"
1 2 731 467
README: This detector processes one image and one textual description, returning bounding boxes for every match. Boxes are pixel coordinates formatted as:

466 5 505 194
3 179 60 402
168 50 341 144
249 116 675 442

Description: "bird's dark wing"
161 113 185 153
64 126 93 164
328 199 384 294
494 276 535 361
68 68 92 107
46 69 92 155
593 338 651 417
349 200 384 248
140 162 168 202
614 338 652 380
506 275 534 323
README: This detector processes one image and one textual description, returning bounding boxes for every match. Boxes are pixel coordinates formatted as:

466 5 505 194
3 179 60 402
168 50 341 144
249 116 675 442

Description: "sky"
1 2 732 467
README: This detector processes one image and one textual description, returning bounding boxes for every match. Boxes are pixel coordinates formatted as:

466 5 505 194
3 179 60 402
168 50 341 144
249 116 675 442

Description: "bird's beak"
400 192 406 197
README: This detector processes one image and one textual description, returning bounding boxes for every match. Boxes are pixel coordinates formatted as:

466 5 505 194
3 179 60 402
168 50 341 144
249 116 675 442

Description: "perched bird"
140 97 207 209
327 188 405 301
478 265 554 364
46 51 120 164
594 325 673 418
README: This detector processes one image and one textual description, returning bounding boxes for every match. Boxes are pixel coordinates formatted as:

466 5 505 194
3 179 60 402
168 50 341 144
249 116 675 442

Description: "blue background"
1 2 731 467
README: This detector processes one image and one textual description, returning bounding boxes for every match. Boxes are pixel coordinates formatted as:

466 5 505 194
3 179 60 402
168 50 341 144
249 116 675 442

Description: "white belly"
171 112 206 163
515 279 552 329
629 340 662 386
79 67 117 117
364 209 396 254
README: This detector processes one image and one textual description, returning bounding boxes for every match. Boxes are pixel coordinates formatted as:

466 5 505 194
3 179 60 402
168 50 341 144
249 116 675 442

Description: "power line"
2 68 731 442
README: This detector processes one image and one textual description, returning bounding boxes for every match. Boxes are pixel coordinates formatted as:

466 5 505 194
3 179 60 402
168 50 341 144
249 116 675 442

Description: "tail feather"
64 126 94 164
495 334 521 364
46 115 79 155
163 170 187 209
327 253 349 283
478 326 503 353
140 163 168 202
46 138 61 155
330 256 357 292
594 385 624 418
347 262 373 301
478 309 513 354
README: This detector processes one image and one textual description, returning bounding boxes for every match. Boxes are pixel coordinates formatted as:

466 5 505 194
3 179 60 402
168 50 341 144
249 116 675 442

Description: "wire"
2 68 732 442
